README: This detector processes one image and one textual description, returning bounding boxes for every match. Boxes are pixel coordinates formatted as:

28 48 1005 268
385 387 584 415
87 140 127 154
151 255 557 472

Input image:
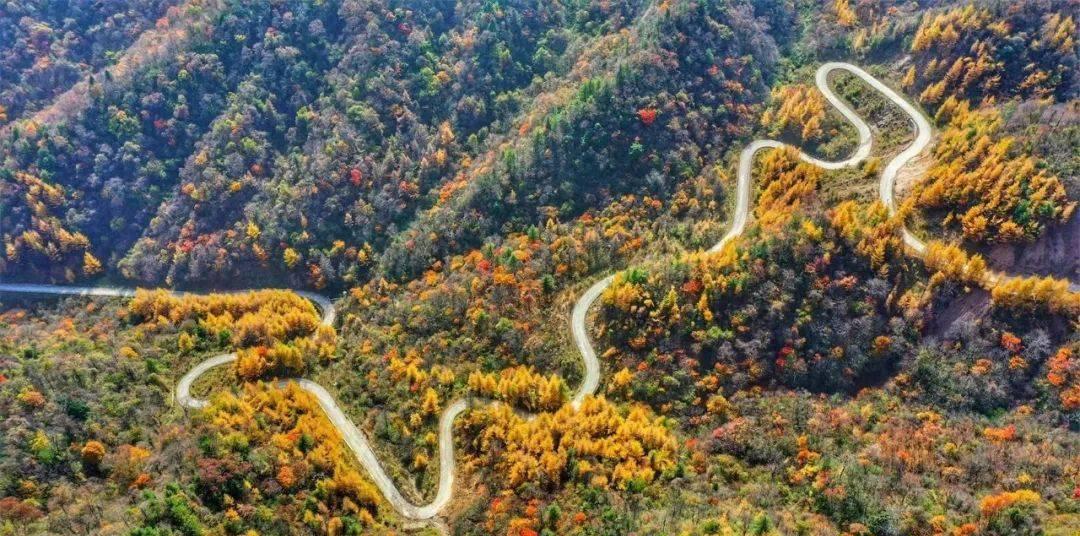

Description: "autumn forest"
0 1 1078 535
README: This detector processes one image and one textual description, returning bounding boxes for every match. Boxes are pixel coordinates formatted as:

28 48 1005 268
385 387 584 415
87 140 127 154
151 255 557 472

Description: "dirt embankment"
985 215 1080 282
898 100 1080 284
989 100 1080 282
892 136 934 199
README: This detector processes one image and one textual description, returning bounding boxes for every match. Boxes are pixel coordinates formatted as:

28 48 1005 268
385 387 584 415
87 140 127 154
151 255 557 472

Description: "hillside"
1 1 1078 535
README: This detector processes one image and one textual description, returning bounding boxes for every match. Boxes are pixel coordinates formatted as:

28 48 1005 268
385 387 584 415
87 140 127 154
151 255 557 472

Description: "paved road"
569 275 613 409
0 282 464 523
0 284 138 298
3 61 1076 529
712 62 903 254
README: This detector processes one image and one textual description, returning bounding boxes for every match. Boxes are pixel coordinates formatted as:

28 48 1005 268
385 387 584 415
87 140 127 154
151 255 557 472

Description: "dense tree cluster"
599 151 919 415
904 2 1077 107
1 0 783 291
753 148 823 228
923 240 990 285
792 0 921 59
919 240 1080 316
120 0 646 288
695 387 1078 534
0 296 392 534
468 365 566 412
912 99 1075 244
378 0 778 281
904 320 1076 415
830 201 908 275
989 273 1080 316
1046 343 1079 414
0 300 173 533
0 0 177 120
129 289 335 379
3 0 341 284
327 192 679 494
145 382 390 533
461 396 678 491
760 84 843 147
2 0 693 289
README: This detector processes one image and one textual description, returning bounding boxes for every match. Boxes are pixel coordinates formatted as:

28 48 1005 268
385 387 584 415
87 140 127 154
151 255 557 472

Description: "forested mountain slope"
0 0 182 121
5 0 774 289
1 0 1078 535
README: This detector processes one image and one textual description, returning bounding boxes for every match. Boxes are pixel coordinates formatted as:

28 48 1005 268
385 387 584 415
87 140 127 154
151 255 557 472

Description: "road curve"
569 275 613 409
712 62 895 254
3 61 1077 529
0 282 482 525
0 281 471 524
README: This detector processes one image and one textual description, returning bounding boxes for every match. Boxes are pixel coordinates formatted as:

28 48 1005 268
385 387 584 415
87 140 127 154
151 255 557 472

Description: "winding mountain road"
713 62 917 254
2 62 1075 528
